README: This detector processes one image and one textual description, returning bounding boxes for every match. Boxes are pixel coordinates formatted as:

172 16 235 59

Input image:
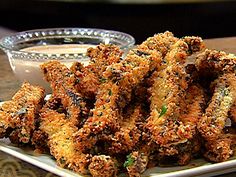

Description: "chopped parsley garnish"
123 154 135 168
108 89 112 96
159 105 167 118
99 77 107 83
223 88 229 96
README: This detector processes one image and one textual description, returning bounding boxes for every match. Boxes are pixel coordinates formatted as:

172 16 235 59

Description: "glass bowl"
0 28 135 92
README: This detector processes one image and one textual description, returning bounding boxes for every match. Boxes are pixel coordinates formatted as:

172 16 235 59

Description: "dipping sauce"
10 44 94 92
21 44 94 55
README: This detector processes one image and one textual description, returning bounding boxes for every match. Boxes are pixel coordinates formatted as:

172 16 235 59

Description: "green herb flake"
99 77 107 83
123 154 135 168
159 105 167 118
223 89 229 96
76 78 80 84
108 89 112 96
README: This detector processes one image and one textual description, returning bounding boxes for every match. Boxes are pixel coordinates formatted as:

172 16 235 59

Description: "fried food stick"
88 155 118 177
176 84 205 165
74 31 180 152
128 84 205 175
195 49 236 78
198 73 236 141
86 44 123 77
71 44 122 99
0 82 45 144
41 61 88 126
109 104 143 154
39 98 91 174
146 37 204 157
204 134 234 162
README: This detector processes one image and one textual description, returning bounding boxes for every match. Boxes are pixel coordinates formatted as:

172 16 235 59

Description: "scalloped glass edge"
0 28 135 61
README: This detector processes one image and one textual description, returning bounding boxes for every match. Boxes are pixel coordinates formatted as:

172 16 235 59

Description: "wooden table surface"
0 34 236 176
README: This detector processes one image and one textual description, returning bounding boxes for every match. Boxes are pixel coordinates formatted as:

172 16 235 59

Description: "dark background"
0 0 236 43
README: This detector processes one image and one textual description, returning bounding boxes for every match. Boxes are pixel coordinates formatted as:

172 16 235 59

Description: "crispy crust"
41 61 88 126
88 155 118 177
71 44 122 99
70 62 100 99
4 32 236 176
0 82 45 143
109 105 143 154
195 49 236 78
126 151 148 177
86 44 123 77
39 98 91 174
147 38 204 147
74 35 163 152
198 73 236 141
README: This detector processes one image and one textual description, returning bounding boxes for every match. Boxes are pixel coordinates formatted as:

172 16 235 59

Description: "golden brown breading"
204 137 232 162
74 81 121 151
71 44 122 99
0 82 45 144
70 62 100 99
139 31 178 57
147 40 200 145
195 49 236 79
41 61 88 126
31 129 48 153
175 84 205 165
86 44 123 77
198 73 236 141
109 105 143 154
88 155 118 177
39 98 91 174
74 37 163 152
146 37 204 161
179 84 206 126
125 151 148 177
203 131 236 162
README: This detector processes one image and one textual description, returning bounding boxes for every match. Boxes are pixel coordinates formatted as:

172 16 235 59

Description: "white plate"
1 101 236 177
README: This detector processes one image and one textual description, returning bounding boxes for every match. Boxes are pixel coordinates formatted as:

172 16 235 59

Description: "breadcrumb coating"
195 49 236 78
88 155 118 177
41 61 88 126
40 98 91 174
74 35 163 152
147 38 204 148
109 105 143 154
71 44 122 99
0 82 45 143
198 73 236 141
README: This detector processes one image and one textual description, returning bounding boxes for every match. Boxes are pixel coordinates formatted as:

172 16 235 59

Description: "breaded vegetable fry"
0 82 45 144
195 49 236 78
88 155 118 177
41 61 88 126
198 73 236 141
86 44 123 77
146 37 204 164
39 98 91 174
125 151 148 177
74 34 164 152
146 37 204 159
109 105 143 154
71 44 122 99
